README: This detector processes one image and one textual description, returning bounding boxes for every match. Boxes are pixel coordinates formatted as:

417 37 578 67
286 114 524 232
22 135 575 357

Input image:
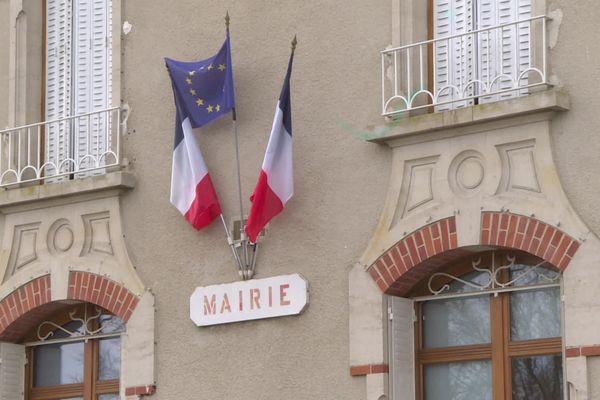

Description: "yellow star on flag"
206 105 214 113
196 98 204 106
216 104 221 112
207 63 214 71
190 89 196 96
188 70 195 76
186 78 192 85
218 64 226 71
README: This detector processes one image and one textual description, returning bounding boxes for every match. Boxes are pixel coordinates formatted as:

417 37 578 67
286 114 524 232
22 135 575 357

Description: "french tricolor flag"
245 52 294 243
170 100 222 230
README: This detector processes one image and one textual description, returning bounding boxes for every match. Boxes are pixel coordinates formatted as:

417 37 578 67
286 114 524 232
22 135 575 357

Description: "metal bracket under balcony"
381 16 551 118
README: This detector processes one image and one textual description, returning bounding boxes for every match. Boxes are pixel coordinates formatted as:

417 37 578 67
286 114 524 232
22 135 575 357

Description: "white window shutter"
389 296 415 400
477 0 531 103
0 343 26 400
434 0 475 111
72 0 112 176
45 0 73 180
46 0 111 181
515 0 532 96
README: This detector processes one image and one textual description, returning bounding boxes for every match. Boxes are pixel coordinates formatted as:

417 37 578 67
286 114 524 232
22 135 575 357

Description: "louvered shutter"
45 0 72 180
389 297 415 400
477 0 531 103
433 0 475 111
72 0 112 176
0 343 25 400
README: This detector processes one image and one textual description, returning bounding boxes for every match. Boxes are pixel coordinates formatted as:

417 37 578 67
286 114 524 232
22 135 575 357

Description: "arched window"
22 303 123 400
405 251 563 400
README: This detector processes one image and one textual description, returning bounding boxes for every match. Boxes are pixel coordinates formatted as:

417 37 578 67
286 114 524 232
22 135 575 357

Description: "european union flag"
165 32 235 128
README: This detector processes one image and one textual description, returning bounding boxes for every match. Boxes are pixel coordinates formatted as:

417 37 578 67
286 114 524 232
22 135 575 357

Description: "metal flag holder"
216 13 297 281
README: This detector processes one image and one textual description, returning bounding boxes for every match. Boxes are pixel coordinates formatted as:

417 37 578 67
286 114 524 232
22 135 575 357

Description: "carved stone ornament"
47 219 74 255
3 223 40 283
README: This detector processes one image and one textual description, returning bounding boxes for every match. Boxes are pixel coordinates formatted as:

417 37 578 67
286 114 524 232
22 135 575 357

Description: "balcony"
381 15 550 117
0 107 122 187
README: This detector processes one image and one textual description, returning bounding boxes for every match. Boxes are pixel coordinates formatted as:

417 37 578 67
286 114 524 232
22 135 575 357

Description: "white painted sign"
190 274 309 326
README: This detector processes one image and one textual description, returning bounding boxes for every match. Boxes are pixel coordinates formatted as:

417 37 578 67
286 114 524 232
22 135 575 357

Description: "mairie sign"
190 274 309 326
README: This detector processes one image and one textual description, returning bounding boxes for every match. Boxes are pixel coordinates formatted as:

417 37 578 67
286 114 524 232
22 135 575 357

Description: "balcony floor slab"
0 171 136 212
363 89 570 145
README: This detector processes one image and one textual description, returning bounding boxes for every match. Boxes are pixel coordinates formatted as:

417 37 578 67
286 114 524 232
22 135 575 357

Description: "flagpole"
219 214 244 275
232 112 250 276
249 242 258 278
226 12 251 278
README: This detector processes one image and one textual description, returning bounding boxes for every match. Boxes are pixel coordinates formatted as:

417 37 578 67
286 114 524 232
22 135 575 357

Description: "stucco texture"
119 1 390 399
0 0 9 129
548 0 600 236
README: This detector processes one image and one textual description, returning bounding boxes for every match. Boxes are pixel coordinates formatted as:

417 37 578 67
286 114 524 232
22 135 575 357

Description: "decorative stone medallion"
47 219 74 254
449 150 486 196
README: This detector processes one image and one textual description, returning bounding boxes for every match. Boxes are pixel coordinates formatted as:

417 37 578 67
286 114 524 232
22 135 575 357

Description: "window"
380 0 548 116
23 303 123 400
433 0 533 110
0 0 117 187
400 252 563 400
44 0 114 179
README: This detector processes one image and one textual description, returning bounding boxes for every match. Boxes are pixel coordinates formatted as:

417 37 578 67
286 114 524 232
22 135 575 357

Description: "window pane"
99 337 121 380
424 361 492 400
423 296 490 348
98 395 119 400
512 355 563 400
99 314 125 334
34 341 84 387
511 287 561 340
510 263 560 287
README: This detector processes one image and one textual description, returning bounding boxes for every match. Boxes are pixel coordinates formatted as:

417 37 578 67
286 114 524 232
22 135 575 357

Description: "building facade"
0 0 599 399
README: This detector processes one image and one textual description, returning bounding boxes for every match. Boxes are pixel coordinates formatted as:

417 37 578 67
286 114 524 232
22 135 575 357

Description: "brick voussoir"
367 217 457 294
481 212 581 270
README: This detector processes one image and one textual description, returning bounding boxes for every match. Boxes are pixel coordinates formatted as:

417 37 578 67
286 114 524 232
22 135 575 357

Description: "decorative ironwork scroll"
37 306 124 341
427 253 560 296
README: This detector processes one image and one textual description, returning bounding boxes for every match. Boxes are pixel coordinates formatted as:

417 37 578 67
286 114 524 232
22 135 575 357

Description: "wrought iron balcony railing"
381 15 550 117
0 107 122 187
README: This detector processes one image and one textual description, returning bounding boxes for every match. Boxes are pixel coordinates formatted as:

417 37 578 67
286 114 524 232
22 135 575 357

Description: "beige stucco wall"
119 1 390 399
22 0 42 125
548 0 600 235
0 0 9 129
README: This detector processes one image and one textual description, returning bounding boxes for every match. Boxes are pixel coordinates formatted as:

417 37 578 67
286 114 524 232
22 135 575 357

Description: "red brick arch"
480 212 580 270
0 271 139 342
0 275 52 341
67 271 140 322
368 213 580 296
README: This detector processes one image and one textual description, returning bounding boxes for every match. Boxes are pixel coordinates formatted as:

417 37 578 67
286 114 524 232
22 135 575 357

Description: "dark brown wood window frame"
412 254 562 400
24 304 120 400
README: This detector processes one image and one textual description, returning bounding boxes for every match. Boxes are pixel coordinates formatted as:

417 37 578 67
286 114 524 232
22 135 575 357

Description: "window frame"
411 252 563 400
23 303 121 400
